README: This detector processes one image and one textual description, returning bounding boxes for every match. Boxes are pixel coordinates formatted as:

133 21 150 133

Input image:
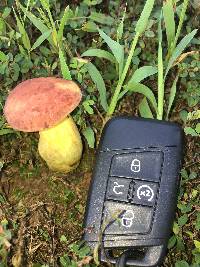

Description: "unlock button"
103 201 153 235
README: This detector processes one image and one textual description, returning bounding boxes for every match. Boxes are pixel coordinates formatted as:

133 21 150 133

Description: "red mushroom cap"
4 77 82 132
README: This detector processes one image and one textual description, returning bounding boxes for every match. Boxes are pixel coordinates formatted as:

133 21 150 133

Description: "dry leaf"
173 51 199 66
12 250 22 267
78 256 93 267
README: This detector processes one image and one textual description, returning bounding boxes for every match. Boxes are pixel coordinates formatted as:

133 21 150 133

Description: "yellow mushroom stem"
38 116 83 173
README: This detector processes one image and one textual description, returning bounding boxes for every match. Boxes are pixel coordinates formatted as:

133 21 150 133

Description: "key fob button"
106 177 132 202
132 180 158 206
110 152 163 182
103 201 153 235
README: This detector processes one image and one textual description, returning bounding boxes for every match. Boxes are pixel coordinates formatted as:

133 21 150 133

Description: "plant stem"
157 44 164 120
106 32 140 118
157 13 164 120
169 0 189 56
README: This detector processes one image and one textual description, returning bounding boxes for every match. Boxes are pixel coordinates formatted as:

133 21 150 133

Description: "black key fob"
83 117 183 267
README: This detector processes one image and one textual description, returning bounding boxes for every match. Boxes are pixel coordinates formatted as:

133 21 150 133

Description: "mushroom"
4 77 83 173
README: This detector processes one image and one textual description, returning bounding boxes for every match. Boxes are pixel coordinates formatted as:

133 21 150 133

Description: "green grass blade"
82 127 95 148
165 29 198 78
82 49 116 63
58 6 70 44
106 31 140 116
31 29 52 51
37 7 51 27
117 11 125 42
13 8 31 51
106 0 156 118
117 88 129 100
128 66 157 84
20 4 55 47
139 97 154 119
19 4 49 33
59 48 72 80
126 82 157 112
163 0 175 50
40 0 53 27
89 12 114 26
86 62 108 112
98 29 124 77
157 12 164 120
135 0 155 35
40 0 58 46
166 74 179 120
170 0 189 55
23 0 31 22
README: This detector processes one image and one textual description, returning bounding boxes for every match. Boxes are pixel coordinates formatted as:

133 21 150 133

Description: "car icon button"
106 177 132 202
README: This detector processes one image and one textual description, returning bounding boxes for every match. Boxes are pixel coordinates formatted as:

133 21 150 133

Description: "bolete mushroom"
4 77 83 173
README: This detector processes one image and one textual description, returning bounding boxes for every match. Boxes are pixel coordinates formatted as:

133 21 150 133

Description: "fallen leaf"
173 51 199 66
78 256 93 267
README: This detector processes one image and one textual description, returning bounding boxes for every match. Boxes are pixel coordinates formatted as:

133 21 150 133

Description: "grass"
0 0 200 266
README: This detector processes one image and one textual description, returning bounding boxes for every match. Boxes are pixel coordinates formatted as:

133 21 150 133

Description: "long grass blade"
59 48 72 80
126 82 157 112
82 127 95 148
58 6 70 45
106 0 156 117
165 29 198 78
170 0 190 55
135 0 155 35
117 11 125 42
13 8 31 51
163 0 175 50
40 0 53 27
82 49 116 63
107 32 140 116
31 29 52 51
20 4 49 33
20 4 54 47
139 97 154 118
23 0 31 22
37 7 51 27
40 0 58 47
86 62 108 112
128 66 157 84
157 12 164 120
98 29 124 77
166 74 179 120
89 12 114 26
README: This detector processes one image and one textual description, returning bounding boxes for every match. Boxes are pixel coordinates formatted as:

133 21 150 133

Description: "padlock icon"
131 159 141 172
121 210 134 228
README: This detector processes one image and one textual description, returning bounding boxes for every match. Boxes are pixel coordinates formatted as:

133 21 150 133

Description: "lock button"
103 201 153 235
110 152 163 182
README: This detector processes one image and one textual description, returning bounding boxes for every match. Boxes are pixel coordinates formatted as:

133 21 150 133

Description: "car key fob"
83 117 183 267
